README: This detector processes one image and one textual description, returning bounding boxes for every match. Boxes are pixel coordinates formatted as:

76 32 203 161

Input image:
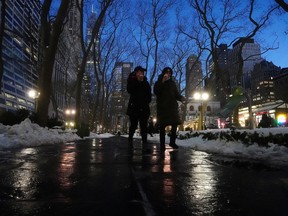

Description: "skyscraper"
208 44 230 106
185 55 202 98
228 38 262 91
49 0 81 119
251 60 280 105
0 0 41 112
110 62 132 133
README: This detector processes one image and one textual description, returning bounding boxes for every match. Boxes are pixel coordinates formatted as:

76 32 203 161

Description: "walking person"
154 67 185 151
127 66 152 152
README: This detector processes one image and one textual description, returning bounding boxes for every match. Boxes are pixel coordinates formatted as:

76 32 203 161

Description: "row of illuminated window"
0 94 33 108
3 83 26 97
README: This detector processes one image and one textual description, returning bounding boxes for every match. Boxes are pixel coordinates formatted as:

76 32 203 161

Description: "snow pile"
0 118 80 149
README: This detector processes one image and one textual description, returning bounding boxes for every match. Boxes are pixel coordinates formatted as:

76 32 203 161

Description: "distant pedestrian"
258 114 271 128
154 67 185 151
126 66 152 152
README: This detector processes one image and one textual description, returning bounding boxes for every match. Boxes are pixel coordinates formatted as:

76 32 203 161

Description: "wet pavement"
0 136 288 215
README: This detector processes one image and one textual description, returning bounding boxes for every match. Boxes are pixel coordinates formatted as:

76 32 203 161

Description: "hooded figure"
126 66 151 151
154 67 185 151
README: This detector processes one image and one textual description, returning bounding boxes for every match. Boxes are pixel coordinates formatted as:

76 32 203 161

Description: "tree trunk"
37 0 70 126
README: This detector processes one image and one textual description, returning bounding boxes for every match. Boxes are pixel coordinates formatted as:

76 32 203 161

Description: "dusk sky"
260 12 288 68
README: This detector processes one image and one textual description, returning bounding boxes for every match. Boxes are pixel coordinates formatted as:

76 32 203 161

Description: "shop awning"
252 101 284 113
218 95 245 118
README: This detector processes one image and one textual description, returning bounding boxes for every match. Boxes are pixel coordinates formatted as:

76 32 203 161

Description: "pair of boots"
160 131 178 151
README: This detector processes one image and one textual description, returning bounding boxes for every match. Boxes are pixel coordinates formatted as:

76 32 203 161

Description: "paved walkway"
0 136 288 215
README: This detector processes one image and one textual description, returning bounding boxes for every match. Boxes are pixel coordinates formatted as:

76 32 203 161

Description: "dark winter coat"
126 72 151 118
154 74 184 126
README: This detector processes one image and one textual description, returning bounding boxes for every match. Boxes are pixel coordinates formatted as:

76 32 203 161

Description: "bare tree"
74 0 113 130
189 0 245 105
275 0 288 12
131 0 175 86
37 0 70 126
91 0 130 131
229 0 279 127
183 0 279 128
233 0 279 87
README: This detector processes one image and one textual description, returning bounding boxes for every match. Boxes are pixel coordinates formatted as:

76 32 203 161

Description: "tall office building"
208 44 230 105
272 67 288 103
84 5 98 98
228 38 262 91
185 55 202 98
251 60 281 105
110 62 132 133
49 0 81 119
0 0 41 112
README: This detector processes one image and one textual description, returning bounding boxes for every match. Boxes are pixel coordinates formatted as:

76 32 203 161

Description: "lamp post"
193 92 209 130
28 89 40 111
65 109 76 129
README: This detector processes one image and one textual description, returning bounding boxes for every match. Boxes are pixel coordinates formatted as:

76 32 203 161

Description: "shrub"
0 108 31 126
46 117 64 129
0 111 18 125
180 130 288 148
76 122 90 138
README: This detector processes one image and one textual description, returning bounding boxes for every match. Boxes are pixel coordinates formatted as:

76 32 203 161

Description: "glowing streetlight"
193 91 209 130
27 89 40 111
65 108 76 129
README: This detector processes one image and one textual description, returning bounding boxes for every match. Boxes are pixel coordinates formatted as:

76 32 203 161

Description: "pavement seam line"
130 166 156 216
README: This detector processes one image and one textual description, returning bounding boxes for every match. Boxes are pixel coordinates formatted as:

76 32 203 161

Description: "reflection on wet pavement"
0 137 288 216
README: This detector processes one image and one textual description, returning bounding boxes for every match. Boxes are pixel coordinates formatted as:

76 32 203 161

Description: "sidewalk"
1 135 288 216
112 135 288 216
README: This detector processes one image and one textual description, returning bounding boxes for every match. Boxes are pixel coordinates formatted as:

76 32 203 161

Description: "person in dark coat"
154 67 185 151
258 113 272 128
127 66 152 150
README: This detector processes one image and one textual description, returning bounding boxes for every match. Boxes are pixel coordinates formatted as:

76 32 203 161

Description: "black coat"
126 72 151 118
154 75 184 126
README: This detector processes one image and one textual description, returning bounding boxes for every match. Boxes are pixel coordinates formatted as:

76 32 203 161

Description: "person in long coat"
127 66 151 150
154 67 185 151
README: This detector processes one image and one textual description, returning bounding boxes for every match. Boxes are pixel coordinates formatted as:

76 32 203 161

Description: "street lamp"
193 91 209 130
28 89 40 111
65 109 76 129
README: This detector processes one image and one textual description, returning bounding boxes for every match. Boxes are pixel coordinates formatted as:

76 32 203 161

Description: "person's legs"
169 124 179 149
128 115 138 147
159 124 166 151
139 115 152 154
139 115 148 144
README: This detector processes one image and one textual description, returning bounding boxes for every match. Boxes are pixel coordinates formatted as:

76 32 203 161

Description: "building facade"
208 44 231 106
0 0 41 112
183 99 221 130
228 38 262 91
251 60 281 106
109 62 132 133
185 55 203 98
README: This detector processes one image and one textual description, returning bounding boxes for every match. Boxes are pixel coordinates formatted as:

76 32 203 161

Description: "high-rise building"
185 55 202 98
49 0 81 120
0 0 41 112
81 5 98 123
228 38 262 91
251 60 281 105
208 44 230 106
110 62 132 133
272 67 288 103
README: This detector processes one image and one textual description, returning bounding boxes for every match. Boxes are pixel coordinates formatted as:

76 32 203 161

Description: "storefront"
238 100 288 127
